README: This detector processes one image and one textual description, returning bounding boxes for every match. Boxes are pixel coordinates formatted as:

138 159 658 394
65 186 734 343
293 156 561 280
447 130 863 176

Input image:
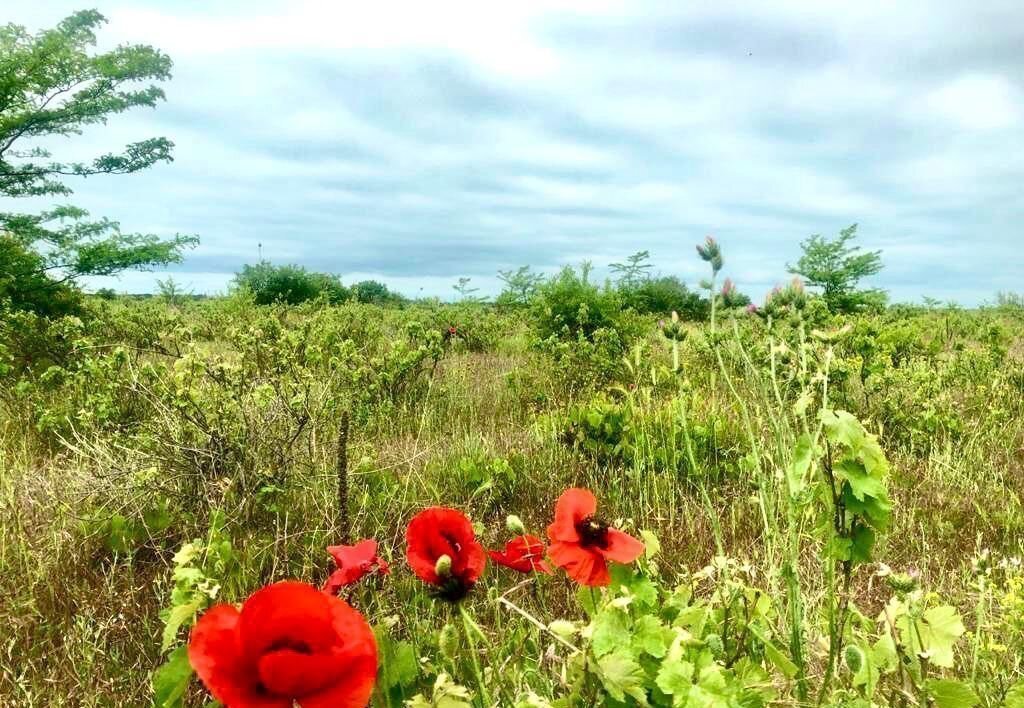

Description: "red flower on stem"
546 488 644 587
488 534 552 574
188 581 377 708
323 539 390 595
406 507 486 599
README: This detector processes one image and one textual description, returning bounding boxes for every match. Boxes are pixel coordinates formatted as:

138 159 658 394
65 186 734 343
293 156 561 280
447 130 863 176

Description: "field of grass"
2 292 1023 706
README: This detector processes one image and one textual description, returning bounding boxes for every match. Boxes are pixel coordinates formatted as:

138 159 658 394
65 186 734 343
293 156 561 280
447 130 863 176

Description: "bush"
530 264 626 341
619 276 708 320
232 261 348 305
351 279 404 305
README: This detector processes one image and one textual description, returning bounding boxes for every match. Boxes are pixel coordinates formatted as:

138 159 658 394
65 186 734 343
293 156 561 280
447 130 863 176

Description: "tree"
233 262 348 305
609 250 652 287
495 265 542 307
452 277 482 302
788 224 886 313
0 11 196 315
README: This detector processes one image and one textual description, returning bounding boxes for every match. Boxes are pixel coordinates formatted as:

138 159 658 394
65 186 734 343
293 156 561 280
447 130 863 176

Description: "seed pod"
844 644 865 674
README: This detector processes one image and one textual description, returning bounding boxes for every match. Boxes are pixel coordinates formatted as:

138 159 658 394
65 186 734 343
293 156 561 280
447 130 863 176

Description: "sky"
5 1 1023 304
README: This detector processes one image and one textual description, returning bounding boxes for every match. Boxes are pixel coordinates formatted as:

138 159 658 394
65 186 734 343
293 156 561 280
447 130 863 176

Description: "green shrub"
530 264 629 341
620 276 708 320
232 261 348 305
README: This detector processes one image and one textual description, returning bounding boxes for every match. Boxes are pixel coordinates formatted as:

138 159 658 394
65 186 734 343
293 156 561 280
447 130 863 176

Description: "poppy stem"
459 604 491 706
335 410 350 542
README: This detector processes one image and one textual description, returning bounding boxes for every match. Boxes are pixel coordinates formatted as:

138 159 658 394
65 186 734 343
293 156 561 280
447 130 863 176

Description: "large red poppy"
188 581 377 708
406 507 486 598
323 539 389 595
546 488 644 587
488 534 552 574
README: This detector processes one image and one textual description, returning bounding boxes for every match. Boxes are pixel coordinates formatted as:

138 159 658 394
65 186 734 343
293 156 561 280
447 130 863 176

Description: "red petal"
490 535 550 574
239 582 336 664
298 595 378 708
598 529 645 564
455 539 487 585
547 488 597 543
189 604 289 708
322 569 347 596
548 540 610 586
258 648 347 698
327 539 378 571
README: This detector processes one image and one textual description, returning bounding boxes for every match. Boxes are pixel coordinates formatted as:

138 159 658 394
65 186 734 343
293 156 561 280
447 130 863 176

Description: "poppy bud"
435 554 453 579
506 514 526 535
844 644 865 674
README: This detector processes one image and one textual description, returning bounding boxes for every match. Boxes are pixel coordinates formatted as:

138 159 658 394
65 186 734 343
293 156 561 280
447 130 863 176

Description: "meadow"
2 260 1023 707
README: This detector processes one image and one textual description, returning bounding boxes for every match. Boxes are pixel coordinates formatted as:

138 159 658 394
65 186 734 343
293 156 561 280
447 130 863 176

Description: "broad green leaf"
897 605 965 669
655 659 694 697
161 599 202 652
592 608 630 657
926 679 979 708
597 651 648 705
152 646 192 708
633 615 671 658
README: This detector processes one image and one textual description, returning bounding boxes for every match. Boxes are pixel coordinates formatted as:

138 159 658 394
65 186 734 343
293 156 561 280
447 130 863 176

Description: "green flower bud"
435 554 453 579
704 633 724 656
506 515 526 535
844 644 865 674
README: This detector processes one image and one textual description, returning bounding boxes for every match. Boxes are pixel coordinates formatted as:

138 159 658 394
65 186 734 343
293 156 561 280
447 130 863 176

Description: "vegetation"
2 234 1023 707
788 224 886 313
3 10 1021 708
0 11 196 317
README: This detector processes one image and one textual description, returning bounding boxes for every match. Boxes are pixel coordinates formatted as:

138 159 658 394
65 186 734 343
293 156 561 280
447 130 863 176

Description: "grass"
1 297 1023 705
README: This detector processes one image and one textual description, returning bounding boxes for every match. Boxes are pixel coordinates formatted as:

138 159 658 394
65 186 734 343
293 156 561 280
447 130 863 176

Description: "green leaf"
747 624 797 679
597 651 648 704
655 659 694 697
633 615 671 658
152 646 192 708
787 433 815 496
162 599 202 652
897 605 965 669
592 608 630 658
925 679 979 708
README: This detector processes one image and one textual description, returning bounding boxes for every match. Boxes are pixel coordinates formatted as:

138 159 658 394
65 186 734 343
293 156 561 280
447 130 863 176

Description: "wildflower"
323 539 389 595
189 581 377 708
546 488 644 587
746 303 759 315
406 507 486 599
696 236 723 274
488 534 552 574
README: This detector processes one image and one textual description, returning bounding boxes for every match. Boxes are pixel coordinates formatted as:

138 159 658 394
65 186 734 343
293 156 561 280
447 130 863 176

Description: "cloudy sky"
6 1 1023 303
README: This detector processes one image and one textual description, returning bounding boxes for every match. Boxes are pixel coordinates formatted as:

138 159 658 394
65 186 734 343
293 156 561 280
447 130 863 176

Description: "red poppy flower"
323 539 390 595
406 507 486 599
488 534 552 574
546 488 644 587
188 581 377 708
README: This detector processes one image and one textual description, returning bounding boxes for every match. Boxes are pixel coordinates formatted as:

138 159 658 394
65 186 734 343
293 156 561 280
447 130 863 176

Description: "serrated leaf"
592 608 630 658
597 651 648 704
655 659 694 697
633 615 671 658
162 599 202 652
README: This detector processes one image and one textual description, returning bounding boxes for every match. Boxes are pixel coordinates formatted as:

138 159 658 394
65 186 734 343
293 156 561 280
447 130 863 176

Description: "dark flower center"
576 515 609 549
265 638 313 655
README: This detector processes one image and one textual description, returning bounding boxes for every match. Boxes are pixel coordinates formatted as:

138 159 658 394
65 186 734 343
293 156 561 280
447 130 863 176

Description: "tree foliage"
0 10 196 315
788 224 885 313
233 262 348 305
